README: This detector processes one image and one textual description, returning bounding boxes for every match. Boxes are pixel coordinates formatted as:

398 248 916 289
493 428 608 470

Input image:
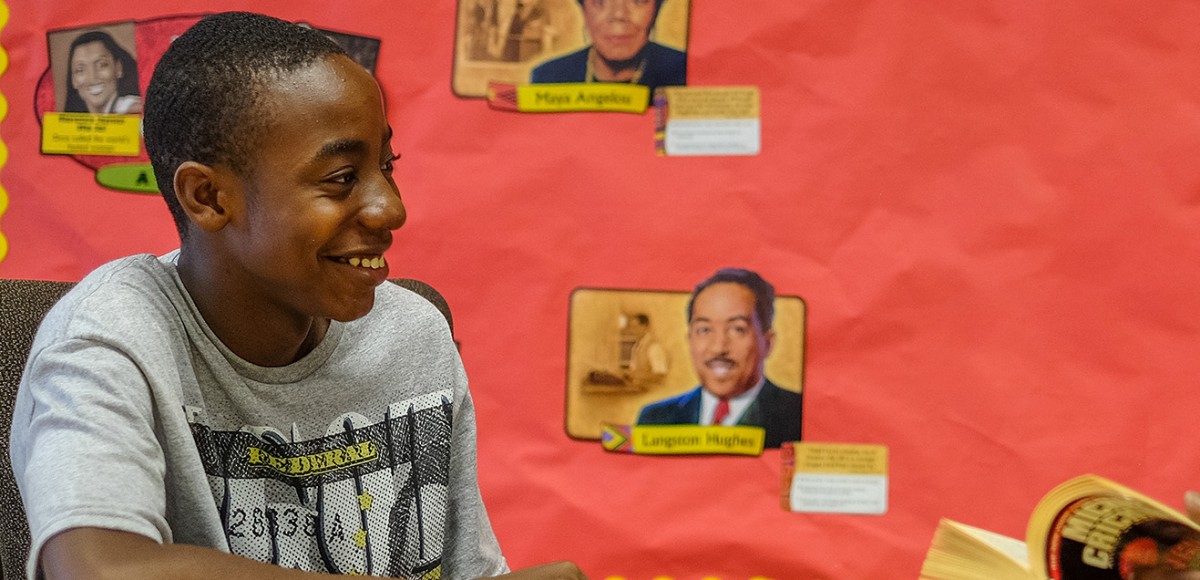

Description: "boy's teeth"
343 257 385 269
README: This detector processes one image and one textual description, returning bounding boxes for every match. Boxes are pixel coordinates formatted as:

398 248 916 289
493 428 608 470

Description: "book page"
956 521 1031 567
920 518 1033 580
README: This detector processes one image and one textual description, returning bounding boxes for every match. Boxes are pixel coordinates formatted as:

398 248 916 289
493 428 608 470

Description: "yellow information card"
660 85 760 120
789 442 889 475
41 112 142 157
782 442 890 515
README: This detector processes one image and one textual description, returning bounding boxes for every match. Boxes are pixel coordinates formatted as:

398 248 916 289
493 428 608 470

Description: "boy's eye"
330 171 356 185
382 151 398 174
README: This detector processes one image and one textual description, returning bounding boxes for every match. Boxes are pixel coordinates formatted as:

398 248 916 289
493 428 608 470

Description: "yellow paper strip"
790 442 889 475
661 86 760 121
516 83 649 114
629 424 765 456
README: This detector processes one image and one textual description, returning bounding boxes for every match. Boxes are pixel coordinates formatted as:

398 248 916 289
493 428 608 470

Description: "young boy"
11 12 584 580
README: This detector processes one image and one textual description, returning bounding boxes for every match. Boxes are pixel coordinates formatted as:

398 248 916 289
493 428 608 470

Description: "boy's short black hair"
143 12 346 238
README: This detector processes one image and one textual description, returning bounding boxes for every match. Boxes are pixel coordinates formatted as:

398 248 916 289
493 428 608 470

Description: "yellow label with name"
517 83 649 113
41 112 141 156
631 424 765 455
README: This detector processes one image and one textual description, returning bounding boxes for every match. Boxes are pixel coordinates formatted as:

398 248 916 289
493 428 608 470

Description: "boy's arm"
44 528 589 580
490 562 588 579
42 528 324 580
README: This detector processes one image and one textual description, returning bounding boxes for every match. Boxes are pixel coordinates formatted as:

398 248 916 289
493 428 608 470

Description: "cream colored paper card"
783 442 889 515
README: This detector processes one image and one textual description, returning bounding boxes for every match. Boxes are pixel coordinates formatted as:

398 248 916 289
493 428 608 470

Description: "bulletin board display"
4 1 1200 579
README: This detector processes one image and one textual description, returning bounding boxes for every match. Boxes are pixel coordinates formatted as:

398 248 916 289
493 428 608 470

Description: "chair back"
0 280 74 580
0 277 450 580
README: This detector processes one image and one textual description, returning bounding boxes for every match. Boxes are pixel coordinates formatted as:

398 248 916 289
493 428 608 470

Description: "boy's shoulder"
41 253 185 340
68 251 177 301
365 279 454 338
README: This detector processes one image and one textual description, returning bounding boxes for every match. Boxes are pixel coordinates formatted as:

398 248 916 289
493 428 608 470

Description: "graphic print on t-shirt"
186 389 453 579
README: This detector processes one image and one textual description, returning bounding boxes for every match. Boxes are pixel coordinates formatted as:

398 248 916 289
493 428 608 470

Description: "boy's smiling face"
211 53 405 326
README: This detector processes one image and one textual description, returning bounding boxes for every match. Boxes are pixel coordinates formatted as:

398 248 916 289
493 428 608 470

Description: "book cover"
921 474 1200 580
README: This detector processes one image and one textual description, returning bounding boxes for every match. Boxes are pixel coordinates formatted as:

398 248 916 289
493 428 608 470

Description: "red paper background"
3 2 1200 578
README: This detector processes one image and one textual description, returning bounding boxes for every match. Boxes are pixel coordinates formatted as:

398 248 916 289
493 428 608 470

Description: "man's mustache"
704 356 735 367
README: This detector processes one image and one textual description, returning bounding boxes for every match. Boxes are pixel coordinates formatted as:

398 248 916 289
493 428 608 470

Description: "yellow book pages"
920 518 1035 580
1026 474 1200 579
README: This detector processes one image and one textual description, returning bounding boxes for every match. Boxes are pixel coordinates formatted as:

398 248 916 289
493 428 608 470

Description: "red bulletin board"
4 1 1200 578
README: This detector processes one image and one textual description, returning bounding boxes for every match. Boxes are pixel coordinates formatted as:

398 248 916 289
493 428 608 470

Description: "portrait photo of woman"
530 0 687 92
49 25 142 115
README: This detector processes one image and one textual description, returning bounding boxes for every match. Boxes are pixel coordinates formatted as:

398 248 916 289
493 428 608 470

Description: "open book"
920 474 1200 579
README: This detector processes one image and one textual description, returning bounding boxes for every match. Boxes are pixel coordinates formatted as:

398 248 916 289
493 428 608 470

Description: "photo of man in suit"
636 268 802 448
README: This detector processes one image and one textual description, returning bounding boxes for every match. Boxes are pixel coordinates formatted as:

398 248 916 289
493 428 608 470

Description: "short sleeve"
11 337 171 579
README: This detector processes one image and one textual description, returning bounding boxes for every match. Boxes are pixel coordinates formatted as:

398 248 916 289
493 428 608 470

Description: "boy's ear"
173 161 234 232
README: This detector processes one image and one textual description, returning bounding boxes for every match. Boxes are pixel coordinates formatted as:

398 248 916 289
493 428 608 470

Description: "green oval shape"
96 162 159 193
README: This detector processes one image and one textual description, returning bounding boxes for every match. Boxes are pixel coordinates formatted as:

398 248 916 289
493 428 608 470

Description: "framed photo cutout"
47 22 142 115
565 284 805 448
452 0 690 98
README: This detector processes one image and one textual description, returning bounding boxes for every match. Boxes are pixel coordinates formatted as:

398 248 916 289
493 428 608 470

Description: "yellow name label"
603 424 765 455
246 441 378 478
41 112 141 156
498 83 649 113
790 442 888 475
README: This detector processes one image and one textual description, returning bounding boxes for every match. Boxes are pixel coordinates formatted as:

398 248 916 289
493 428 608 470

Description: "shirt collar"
700 376 766 426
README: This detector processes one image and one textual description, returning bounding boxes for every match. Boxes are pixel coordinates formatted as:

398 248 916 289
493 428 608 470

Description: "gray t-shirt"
10 253 508 579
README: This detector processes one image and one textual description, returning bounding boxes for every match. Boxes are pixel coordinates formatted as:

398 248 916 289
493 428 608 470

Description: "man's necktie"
712 398 730 425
